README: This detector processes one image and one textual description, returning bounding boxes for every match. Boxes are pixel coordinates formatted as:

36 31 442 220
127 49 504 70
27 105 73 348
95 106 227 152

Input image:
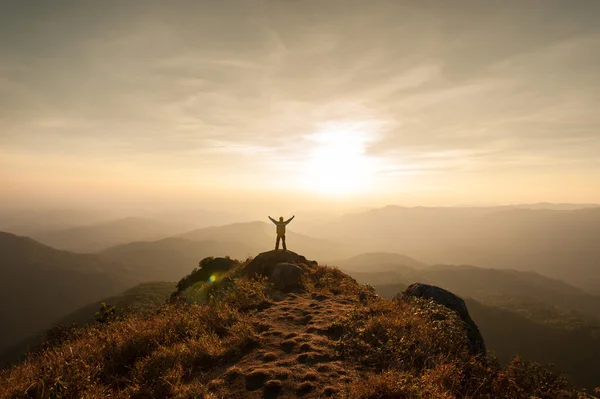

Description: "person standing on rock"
268 215 294 250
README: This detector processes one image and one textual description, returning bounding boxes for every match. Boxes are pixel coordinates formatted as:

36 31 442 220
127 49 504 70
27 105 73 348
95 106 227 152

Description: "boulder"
245 250 316 277
269 262 306 292
401 283 486 358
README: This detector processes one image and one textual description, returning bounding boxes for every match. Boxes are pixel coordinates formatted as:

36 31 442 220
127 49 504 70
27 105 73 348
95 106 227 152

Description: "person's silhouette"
268 215 295 250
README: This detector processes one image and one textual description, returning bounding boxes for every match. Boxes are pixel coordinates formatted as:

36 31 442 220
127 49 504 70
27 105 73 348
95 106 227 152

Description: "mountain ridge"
1 250 594 398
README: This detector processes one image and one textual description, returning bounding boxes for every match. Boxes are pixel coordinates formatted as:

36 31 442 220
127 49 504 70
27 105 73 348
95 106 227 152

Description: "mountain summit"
0 250 587 398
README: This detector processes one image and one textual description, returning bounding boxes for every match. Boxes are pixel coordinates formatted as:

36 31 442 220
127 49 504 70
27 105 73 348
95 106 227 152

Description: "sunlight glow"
300 121 382 196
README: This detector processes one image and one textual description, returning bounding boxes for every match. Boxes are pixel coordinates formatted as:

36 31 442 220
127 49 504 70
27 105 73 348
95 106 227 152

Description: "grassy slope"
373 281 600 391
0 282 176 368
0 254 591 399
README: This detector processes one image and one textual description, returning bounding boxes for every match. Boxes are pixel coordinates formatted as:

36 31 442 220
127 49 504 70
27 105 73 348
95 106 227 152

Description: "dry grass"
339 297 582 399
0 258 589 399
0 272 269 399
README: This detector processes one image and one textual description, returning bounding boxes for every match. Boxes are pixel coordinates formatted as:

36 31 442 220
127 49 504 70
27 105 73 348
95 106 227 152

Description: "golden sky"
1 1 599 212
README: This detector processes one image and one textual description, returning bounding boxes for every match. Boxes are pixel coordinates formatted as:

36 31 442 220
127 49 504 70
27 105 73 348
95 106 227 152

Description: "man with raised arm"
268 215 295 250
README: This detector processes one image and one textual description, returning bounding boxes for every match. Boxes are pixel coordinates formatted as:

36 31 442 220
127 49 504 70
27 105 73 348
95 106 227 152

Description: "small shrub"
95 302 118 324
42 323 80 348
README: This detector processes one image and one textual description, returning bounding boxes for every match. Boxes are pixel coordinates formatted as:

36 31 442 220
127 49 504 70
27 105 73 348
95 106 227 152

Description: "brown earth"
208 291 359 398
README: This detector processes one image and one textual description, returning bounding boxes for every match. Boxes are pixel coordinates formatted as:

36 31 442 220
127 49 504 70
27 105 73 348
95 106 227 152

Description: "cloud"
1 0 599 205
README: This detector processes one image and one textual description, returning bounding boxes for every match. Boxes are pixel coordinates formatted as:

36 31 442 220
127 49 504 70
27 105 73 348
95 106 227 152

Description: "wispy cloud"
1 0 599 205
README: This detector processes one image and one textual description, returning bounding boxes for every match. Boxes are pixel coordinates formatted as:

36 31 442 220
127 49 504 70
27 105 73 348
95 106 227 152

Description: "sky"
1 0 599 214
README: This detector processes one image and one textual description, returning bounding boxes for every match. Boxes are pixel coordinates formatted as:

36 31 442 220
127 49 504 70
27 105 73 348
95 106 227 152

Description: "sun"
300 121 380 196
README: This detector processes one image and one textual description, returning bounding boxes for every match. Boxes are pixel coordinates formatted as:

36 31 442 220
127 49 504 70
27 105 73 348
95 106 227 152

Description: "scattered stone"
245 369 272 390
284 332 298 339
301 371 318 381
297 381 316 394
274 369 290 380
299 343 313 353
296 315 313 325
262 352 278 362
223 367 242 382
264 379 283 391
281 339 297 353
316 364 331 372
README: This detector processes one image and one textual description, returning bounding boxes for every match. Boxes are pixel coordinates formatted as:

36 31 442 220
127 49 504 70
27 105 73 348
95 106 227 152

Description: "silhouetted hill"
0 232 137 358
344 259 600 320
28 217 186 253
511 202 600 210
309 206 600 293
0 208 117 236
0 282 177 368
1 251 589 398
59 281 177 326
180 221 349 260
466 298 600 391
99 237 253 281
329 252 427 272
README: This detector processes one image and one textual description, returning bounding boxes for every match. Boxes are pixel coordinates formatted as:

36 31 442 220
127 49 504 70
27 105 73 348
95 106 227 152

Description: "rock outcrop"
269 262 306 292
245 250 316 277
244 250 317 293
400 282 487 358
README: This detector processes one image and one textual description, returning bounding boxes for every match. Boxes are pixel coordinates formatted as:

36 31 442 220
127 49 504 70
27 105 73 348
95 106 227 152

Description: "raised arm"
268 216 277 224
285 215 295 224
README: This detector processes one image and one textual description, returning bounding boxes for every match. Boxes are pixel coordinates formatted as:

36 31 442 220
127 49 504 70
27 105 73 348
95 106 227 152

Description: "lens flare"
209 274 217 283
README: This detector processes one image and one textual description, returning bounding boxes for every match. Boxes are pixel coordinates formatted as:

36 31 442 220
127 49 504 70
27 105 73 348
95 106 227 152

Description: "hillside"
329 252 427 272
180 221 350 260
306 206 600 293
57 281 177 326
28 217 187 253
99 237 253 282
373 282 600 391
0 251 593 398
0 232 137 358
340 253 600 320
0 208 117 237
0 282 177 368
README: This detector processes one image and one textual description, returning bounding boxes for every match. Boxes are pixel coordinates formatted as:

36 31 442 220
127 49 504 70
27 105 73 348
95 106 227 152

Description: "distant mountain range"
0 281 176 368
346 252 600 390
26 217 189 253
306 206 600 293
99 237 253 281
179 221 349 260
0 232 136 357
3 209 600 390
340 252 600 321
371 279 600 390
0 221 348 357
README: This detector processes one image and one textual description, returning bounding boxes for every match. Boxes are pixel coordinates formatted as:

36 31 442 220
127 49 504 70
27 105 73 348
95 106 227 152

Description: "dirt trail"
209 292 361 399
